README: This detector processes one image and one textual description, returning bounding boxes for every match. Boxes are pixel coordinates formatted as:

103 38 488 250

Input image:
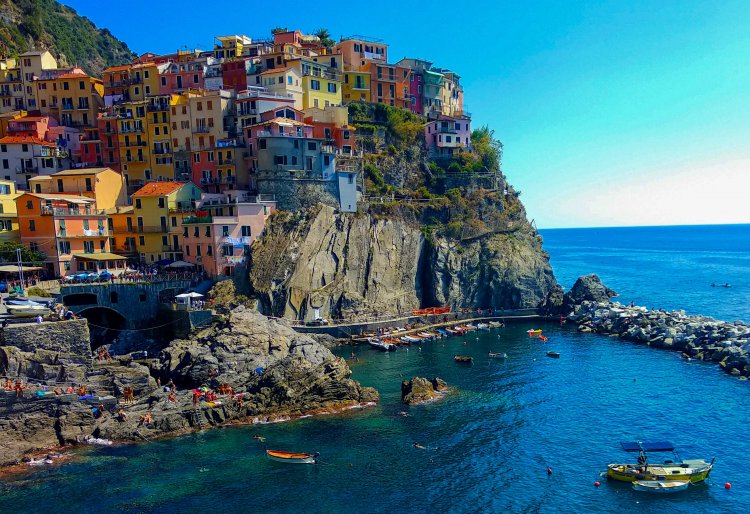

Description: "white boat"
489 321 504 328
400 335 421 343
632 480 690 493
488 352 508 359
476 323 490 330
367 338 396 351
7 304 49 317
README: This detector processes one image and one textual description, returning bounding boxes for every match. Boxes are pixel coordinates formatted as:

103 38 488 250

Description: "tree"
0 241 45 263
271 27 288 35
314 28 335 49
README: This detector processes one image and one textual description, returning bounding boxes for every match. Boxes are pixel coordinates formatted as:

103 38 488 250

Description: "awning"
73 252 127 261
0 265 44 273
166 260 194 268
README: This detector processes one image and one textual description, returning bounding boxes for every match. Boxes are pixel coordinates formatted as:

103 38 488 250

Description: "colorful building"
0 60 25 113
425 114 472 158
0 179 21 241
257 67 303 110
130 181 203 263
35 69 104 129
334 37 387 71
303 106 357 154
343 71 370 103
182 190 275 277
0 136 69 190
289 58 343 110
16 192 125 277
28 167 127 209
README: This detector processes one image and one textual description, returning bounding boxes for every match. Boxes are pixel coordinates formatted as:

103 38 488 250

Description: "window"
323 155 330 166
171 216 177 227
222 245 233 256
348 173 354 184
196 244 201 256
241 226 251 237
273 155 287 165
0 145 5 152
307 142 316 151
85 178 92 191
22 144 28 153
58 241 70 254
83 219 89 230
63 82 69 90
135 198 141 209
222 226 229 237
139 236 145 245
158 198 165 208
193 74 199 83
343 131 350 140
310 80 321 91
207 245 213 256
327 83 337 93
186 245 190 256
193 226 199 237
205 226 211 237
28 219 35 231
259 139 267 150
83 241 94 253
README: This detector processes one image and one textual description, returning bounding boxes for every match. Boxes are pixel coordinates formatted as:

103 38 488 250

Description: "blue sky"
64 0 750 228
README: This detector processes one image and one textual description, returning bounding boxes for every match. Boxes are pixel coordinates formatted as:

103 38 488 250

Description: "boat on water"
367 338 397 351
437 329 450 337
546 351 560 358
401 335 421 344
7 304 50 317
606 441 714 483
632 480 690 493
488 352 508 359
462 324 477 331
489 321 504 328
527 329 543 336
476 323 490 330
453 355 473 363
451 327 466 335
417 332 435 340
538 335 549 342
266 449 318 464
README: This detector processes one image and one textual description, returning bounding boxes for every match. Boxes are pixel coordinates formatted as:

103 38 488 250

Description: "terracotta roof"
10 116 48 122
51 168 115 177
260 67 291 75
251 117 311 128
131 181 190 198
56 73 90 79
103 65 131 73
0 136 56 147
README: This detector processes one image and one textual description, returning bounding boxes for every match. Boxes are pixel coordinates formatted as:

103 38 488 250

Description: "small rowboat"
489 321 504 328
368 338 396 351
453 355 473 363
266 449 318 464
538 335 549 342
476 323 490 330
488 352 508 359
546 351 560 358
527 329 543 336
632 480 690 493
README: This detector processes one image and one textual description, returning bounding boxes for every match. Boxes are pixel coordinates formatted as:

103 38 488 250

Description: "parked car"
306 318 330 326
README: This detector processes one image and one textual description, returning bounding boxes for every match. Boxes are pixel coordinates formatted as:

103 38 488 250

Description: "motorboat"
368 338 396 351
538 335 549 342
476 323 490 330
453 355 473 363
437 329 450 337
606 441 714 483
488 352 508 359
632 480 690 493
266 449 318 464
527 329 543 336
489 321 504 328
546 351 560 358
7 304 50 317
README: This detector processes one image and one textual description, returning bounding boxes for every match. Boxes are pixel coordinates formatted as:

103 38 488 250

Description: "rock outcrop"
0 309 377 467
401 377 448 405
563 274 617 308
249 205 561 321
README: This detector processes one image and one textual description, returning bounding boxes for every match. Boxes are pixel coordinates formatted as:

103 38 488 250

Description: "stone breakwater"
569 300 750 379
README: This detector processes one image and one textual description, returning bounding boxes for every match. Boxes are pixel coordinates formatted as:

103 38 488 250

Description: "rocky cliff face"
249 204 561 320
0 309 376 467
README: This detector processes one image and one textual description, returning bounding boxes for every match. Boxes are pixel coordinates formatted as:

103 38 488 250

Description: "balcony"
193 126 211 133
61 102 74 110
111 225 169 234
148 103 170 112
124 141 148 147
162 245 183 252
302 67 342 81
15 166 38 174
41 207 107 217
56 229 108 238
124 155 146 163
77 103 91 111
437 124 459 134
182 215 213 224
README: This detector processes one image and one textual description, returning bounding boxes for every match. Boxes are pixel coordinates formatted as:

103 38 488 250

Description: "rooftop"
103 65 131 73
27 193 94 204
0 136 56 147
132 181 189 198
51 167 116 177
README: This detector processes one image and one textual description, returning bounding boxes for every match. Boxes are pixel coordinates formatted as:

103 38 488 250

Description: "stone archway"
77 307 127 350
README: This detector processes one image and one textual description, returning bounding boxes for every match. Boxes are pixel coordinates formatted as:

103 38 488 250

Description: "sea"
1 224 749 513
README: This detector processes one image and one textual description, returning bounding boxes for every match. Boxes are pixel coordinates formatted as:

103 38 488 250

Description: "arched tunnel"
77 307 127 351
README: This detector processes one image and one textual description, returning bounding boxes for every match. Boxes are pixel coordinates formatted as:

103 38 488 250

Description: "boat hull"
607 461 712 483
266 450 317 464
632 480 690 493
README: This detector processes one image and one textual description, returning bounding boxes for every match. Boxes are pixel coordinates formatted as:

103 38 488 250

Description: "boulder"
401 377 448 405
564 274 617 307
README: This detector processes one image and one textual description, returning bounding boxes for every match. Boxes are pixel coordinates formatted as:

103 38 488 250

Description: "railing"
193 126 210 133
124 156 146 163
41 207 107 217
120 126 144 133
147 103 170 112
113 225 170 234
15 166 38 173
302 67 342 81
182 215 213 224
61 103 74 110
77 103 90 110
124 141 148 147
56 229 108 238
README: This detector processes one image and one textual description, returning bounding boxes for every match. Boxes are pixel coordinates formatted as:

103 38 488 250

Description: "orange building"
16 192 125 277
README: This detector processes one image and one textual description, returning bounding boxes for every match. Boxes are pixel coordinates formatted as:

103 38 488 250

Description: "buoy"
594 481 601 487
725 482 732 489
547 466 552 475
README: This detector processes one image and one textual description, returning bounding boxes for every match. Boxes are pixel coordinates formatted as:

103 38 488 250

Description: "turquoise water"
1 225 749 512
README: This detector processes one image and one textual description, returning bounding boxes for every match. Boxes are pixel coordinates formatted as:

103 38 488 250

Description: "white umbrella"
166 260 195 269
186 292 204 298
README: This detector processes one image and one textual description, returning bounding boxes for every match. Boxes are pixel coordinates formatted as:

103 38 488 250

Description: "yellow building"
36 70 104 129
128 62 161 101
0 60 25 114
343 71 371 103
130 181 202 263
0 179 21 241
288 58 343 110
214 35 253 59
19 51 58 110
258 67 303 110
29 167 127 209
0 110 27 139
111 95 176 191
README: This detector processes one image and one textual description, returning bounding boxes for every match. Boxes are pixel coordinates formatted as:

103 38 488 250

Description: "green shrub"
26 287 52 298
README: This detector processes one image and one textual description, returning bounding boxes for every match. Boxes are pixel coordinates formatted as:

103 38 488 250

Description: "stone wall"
256 173 340 211
0 319 90 358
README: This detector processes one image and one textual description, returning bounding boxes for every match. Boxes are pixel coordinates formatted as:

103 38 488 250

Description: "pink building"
425 114 472 158
181 190 276 277
159 59 206 94
7 115 57 140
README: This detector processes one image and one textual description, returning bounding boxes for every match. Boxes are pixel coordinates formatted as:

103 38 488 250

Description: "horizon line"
537 222 750 230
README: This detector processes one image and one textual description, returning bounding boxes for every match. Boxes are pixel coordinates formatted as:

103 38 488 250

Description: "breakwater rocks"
0 308 377 467
569 301 750 379
401 377 448 405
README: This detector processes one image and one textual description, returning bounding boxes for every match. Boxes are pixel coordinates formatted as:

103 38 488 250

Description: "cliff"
0 309 376 466
0 0 136 75
248 203 561 320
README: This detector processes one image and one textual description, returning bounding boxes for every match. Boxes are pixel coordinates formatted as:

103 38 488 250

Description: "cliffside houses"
0 27 470 278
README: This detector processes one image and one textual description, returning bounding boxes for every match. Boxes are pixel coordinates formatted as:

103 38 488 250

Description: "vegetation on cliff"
0 0 136 75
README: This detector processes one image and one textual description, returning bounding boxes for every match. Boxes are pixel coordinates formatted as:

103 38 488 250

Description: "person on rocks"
4 378 12 391
192 390 201 407
167 391 176 403
65 385 74 394
77 385 87 397
53 387 62 396
138 412 153 427
116 409 127 422
15 380 24 398
235 394 244 410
